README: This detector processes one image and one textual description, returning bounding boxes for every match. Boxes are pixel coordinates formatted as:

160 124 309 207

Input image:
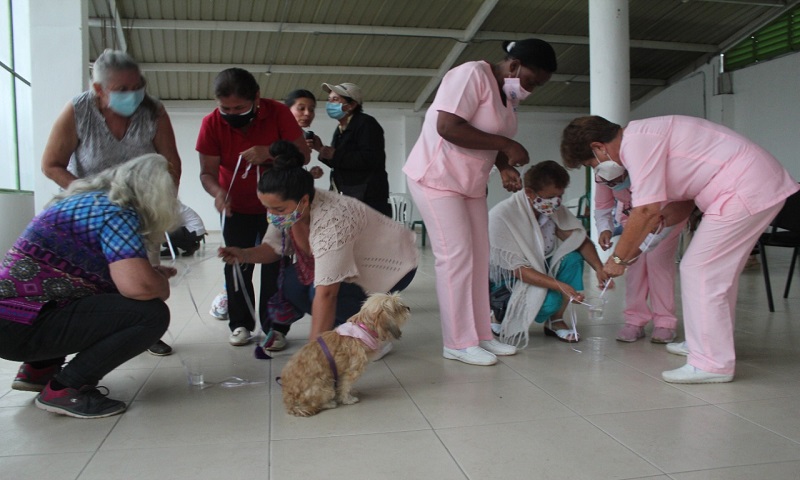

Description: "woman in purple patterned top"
0 154 180 419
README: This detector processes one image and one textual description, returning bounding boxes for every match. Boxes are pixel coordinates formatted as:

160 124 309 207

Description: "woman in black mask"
196 67 310 347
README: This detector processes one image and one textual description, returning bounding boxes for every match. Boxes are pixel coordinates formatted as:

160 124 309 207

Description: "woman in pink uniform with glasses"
403 39 557 366
562 115 799 383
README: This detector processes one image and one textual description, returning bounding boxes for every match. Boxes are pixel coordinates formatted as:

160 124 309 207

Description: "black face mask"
220 105 256 129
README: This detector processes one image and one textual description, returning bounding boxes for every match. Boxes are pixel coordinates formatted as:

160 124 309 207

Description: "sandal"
616 324 645 343
650 327 677 344
544 319 580 343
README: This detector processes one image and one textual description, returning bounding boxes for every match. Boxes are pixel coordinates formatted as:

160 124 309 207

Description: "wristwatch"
611 255 629 266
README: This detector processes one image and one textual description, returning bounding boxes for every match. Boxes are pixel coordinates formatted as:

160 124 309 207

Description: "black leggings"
0 294 169 388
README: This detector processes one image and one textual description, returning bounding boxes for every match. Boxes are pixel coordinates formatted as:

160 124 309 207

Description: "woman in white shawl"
489 161 609 347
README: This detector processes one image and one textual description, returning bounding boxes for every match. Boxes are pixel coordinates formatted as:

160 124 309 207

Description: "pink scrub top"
403 61 517 198
620 115 799 216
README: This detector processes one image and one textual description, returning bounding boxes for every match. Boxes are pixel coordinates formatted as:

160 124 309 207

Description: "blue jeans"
281 264 416 327
534 251 585 323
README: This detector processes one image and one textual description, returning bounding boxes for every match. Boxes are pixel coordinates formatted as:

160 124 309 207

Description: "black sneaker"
35 383 127 419
147 339 173 356
11 363 62 392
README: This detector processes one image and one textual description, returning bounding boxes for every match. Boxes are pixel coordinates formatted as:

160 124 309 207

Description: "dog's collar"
357 323 379 338
336 323 381 351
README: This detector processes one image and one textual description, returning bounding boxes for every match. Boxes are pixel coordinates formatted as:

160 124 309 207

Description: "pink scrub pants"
407 180 493 349
680 197 783 375
624 219 687 329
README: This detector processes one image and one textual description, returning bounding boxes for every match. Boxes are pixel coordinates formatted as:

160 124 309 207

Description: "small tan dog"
280 292 410 417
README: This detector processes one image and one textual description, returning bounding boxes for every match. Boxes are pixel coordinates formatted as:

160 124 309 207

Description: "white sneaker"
370 342 393 362
479 339 517 356
490 323 502 336
666 341 689 356
443 346 497 366
229 327 251 346
662 363 733 384
209 292 228 320
265 331 288 352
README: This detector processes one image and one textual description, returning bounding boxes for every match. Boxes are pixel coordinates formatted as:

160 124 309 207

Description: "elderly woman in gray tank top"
40 49 182 357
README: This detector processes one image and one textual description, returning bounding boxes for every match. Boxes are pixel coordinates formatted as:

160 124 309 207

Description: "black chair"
758 189 800 312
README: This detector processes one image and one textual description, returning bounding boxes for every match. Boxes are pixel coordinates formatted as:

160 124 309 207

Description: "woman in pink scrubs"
562 115 799 383
403 39 557 366
594 178 687 344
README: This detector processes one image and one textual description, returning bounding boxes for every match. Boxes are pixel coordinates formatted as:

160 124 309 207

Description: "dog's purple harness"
317 336 339 389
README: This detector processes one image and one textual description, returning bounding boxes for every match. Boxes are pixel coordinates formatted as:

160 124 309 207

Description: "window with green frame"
0 0 33 192
724 5 800 72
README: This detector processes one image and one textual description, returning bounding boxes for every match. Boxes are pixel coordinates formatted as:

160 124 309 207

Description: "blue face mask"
326 102 347 120
611 176 631 191
107 88 145 117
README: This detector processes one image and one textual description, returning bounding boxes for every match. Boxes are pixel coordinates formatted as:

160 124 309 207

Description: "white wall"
0 193 34 253
631 54 800 179
167 105 588 230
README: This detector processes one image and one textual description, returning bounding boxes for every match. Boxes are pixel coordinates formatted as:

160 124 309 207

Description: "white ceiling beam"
109 0 127 52
139 63 437 76
87 18 718 53
137 62 665 86
413 0 499 110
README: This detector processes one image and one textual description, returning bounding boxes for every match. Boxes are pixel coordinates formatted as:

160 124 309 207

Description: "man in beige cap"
305 82 391 216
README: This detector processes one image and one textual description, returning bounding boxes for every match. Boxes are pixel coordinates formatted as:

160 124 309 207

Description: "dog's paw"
322 400 338 410
340 394 360 405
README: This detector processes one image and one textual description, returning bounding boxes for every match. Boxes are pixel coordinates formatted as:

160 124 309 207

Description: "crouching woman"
219 141 418 349
0 154 179 418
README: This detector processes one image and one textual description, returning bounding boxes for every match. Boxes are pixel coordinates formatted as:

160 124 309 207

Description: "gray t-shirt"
68 90 159 178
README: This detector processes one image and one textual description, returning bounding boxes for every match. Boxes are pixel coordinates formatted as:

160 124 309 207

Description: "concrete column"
30 0 88 211
589 0 630 248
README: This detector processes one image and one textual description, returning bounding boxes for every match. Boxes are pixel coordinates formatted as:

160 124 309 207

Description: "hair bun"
270 140 304 170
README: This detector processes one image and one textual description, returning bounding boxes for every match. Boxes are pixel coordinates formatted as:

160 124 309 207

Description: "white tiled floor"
1 233 799 480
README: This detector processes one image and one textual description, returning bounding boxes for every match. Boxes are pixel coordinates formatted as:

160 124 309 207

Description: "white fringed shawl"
488 190 586 348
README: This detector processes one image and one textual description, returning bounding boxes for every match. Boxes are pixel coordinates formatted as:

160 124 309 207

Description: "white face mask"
502 67 531 112
593 150 627 184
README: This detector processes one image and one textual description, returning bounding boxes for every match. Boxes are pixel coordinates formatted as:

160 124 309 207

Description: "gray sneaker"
35 383 127 419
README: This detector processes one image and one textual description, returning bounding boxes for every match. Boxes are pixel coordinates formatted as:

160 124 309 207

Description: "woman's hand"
240 145 272 165
318 145 335 160
498 166 522 192
558 282 584 303
214 192 231 217
603 258 627 278
501 140 530 168
598 230 613 250
306 134 323 152
595 270 613 289
309 166 324 179
153 265 178 279
218 247 246 265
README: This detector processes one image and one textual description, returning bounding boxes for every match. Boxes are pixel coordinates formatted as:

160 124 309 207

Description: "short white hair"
91 49 141 87
51 154 180 248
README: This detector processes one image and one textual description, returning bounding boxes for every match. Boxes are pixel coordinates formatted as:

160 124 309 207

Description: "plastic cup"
584 337 608 361
183 357 204 386
585 296 607 322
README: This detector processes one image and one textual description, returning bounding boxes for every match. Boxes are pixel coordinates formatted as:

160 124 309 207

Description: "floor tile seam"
578 415 673 476
384 360 442 432
708 402 800 446
493 358 585 416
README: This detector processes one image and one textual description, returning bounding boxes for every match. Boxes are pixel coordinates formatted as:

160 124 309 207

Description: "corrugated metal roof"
87 0 800 110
